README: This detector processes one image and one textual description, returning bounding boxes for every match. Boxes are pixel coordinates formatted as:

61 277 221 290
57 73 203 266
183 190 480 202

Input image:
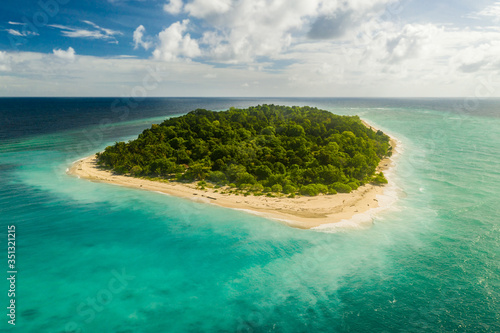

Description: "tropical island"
70 105 396 229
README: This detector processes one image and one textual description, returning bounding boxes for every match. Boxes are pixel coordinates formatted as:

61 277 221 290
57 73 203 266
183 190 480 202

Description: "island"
69 105 396 229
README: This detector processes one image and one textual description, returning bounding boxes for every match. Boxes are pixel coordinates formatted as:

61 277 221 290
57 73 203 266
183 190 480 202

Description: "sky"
0 0 499 97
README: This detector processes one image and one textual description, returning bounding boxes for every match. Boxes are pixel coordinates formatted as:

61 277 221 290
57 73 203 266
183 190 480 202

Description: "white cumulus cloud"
164 0 184 15
185 0 232 18
53 47 76 61
197 0 319 63
149 0 400 64
133 25 153 50
153 20 201 61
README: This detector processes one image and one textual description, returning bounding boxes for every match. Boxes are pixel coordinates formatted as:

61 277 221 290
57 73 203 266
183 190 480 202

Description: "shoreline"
67 121 398 230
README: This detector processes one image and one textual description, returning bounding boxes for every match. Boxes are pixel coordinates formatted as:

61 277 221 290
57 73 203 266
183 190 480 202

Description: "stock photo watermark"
6 225 16 326
8 0 70 50
63 268 135 333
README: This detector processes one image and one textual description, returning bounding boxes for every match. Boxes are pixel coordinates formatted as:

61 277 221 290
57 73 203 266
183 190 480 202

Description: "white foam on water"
190 196 212 204
312 213 374 233
231 208 265 215
311 185 401 234
70 157 87 164
153 191 171 196
230 208 297 224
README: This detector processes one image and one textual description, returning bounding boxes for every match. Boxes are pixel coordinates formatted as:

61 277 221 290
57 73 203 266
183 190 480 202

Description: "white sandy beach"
68 123 397 229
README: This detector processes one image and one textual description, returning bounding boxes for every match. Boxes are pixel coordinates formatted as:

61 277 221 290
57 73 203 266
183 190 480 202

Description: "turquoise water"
0 98 499 332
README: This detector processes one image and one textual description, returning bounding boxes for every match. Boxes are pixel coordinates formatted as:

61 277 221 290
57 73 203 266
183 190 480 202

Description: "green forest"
97 105 391 196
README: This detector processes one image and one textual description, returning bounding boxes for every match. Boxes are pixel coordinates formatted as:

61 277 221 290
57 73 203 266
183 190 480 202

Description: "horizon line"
1 96 499 99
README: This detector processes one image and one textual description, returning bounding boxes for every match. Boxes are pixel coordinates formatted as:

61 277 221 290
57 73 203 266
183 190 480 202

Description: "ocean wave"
311 186 401 234
153 191 171 196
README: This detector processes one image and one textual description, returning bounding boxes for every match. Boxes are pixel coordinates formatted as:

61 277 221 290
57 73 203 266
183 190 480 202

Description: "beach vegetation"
332 182 352 193
283 184 296 194
271 184 283 193
372 172 388 185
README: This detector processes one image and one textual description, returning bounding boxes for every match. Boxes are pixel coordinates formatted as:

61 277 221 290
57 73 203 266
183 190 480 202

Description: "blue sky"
0 0 499 97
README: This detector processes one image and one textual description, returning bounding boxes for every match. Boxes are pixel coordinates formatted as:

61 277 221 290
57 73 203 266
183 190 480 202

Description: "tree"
271 184 283 193
130 165 143 176
255 165 273 180
183 160 211 181
283 184 296 194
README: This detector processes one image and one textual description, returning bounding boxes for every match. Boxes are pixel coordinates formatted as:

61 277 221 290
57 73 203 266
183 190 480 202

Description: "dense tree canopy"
97 105 391 196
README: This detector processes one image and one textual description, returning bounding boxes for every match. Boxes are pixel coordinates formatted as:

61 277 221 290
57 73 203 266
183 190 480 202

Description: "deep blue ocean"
0 98 499 332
